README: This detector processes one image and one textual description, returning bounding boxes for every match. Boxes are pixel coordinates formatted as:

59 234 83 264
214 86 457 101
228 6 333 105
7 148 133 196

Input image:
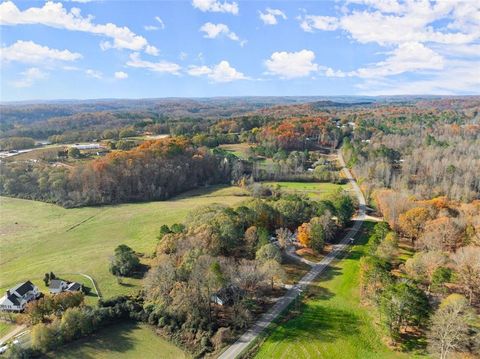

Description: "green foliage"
380 282 430 342
331 191 355 226
0 137 35 151
431 267 452 293
110 244 140 277
256 244 282 263
170 223 185 233
67 147 81 159
309 217 326 252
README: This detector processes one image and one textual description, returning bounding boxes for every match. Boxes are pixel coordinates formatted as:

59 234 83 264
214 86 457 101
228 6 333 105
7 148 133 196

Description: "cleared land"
52 322 190 359
253 221 427 359
262 181 346 200
219 143 253 160
0 186 248 298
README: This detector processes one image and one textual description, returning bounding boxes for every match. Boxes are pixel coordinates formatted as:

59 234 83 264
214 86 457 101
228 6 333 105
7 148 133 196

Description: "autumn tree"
297 222 311 247
256 244 282 263
275 227 292 249
452 246 480 304
375 232 399 262
398 206 431 244
428 294 475 359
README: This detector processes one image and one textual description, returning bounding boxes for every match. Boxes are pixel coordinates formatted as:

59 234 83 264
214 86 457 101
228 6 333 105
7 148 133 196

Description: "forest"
1 96 479 359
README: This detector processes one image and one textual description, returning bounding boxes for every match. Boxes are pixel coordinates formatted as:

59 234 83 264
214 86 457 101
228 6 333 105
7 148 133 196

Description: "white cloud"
155 16 165 29
297 1 480 95
126 52 181 74
12 67 48 88
145 45 159 56
299 15 338 32
85 69 102 79
1 40 82 64
144 25 159 31
200 22 240 42
144 16 165 31
192 0 238 15
357 60 480 95
0 1 155 53
187 60 247 82
259 8 287 25
353 42 444 78
114 71 128 79
265 50 319 78
300 1 480 46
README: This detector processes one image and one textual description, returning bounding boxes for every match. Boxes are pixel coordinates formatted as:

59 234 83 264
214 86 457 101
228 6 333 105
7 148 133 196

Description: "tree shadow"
399 330 428 353
56 321 138 358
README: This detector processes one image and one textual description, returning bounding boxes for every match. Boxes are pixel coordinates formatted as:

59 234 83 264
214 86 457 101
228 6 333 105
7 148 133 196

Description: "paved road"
218 150 366 359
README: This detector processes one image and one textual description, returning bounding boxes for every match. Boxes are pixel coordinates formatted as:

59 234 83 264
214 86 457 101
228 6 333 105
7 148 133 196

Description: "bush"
211 327 232 349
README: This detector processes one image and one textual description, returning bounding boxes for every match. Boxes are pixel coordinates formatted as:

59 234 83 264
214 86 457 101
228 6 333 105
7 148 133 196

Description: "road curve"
218 150 366 359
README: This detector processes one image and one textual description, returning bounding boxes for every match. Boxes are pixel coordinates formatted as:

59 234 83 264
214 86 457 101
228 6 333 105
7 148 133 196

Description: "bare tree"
452 246 480 304
428 295 474 359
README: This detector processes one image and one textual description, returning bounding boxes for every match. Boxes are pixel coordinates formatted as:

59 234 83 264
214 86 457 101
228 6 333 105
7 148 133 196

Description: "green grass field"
262 181 346 200
51 322 190 359
219 143 253 160
0 321 15 338
253 221 427 359
0 185 248 299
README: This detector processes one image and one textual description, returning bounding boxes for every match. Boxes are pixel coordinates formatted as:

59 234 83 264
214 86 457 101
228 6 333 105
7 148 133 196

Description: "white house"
0 281 40 312
49 279 82 294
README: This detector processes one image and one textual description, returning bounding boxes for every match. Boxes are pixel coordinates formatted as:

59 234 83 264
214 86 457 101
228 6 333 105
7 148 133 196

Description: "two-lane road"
218 150 366 359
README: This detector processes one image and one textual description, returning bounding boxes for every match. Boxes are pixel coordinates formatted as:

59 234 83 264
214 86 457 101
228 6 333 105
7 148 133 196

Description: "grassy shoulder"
0 321 15 338
251 221 427 359
51 321 190 359
0 185 248 299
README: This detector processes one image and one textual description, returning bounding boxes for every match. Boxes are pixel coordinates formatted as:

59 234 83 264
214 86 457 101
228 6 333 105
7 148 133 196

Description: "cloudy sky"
1 0 479 101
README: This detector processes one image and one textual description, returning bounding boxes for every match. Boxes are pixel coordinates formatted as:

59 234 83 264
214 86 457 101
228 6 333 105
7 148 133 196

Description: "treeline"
362 192 480 357
13 294 144 358
0 138 233 207
0 136 35 151
343 120 480 201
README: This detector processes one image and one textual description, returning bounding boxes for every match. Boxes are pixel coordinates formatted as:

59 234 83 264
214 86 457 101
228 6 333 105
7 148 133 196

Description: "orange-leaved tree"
297 223 311 247
398 206 431 244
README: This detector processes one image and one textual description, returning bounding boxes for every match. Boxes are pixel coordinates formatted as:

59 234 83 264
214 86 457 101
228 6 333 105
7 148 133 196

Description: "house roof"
67 282 82 291
7 294 20 306
11 281 35 296
0 294 20 307
49 279 65 289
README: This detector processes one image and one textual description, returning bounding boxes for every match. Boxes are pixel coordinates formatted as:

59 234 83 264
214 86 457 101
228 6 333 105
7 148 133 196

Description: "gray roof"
11 281 35 296
6 294 20 306
67 282 82 291
49 279 65 289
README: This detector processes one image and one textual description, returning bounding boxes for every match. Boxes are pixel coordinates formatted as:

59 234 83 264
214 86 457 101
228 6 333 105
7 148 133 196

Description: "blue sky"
1 0 479 101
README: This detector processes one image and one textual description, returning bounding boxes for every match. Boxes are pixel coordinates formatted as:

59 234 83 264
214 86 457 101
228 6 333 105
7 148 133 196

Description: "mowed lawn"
0 321 15 338
254 221 427 359
52 322 190 359
262 181 347 200
0 186 248 298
